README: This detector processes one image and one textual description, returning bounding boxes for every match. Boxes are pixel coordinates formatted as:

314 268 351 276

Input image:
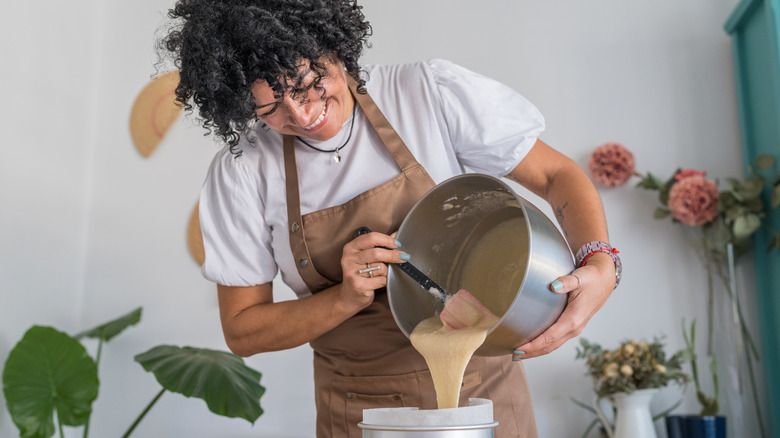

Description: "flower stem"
745 346 767 438
121 388 166 438
724 243 766 437
714 257 760 359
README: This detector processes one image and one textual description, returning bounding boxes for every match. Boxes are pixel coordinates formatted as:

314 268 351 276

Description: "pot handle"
356 227 449 303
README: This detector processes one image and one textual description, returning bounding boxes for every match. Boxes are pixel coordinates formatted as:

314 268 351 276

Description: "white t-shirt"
199 59 545 297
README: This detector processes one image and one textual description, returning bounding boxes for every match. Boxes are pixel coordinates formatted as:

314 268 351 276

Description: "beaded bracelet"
574 241 622 288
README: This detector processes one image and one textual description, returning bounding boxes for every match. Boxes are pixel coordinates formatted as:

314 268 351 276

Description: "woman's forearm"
530 156 617 285
508 139 618 358
217 282 368 356
218 233 405 357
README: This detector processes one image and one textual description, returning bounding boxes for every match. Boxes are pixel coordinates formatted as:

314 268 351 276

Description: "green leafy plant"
680 319 719 416
2 307 265 438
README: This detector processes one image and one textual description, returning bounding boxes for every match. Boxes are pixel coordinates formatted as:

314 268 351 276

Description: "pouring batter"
158 1 622 436
411 289 501 409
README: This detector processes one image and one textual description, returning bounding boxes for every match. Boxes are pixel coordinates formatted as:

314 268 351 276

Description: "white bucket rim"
357 421 499 431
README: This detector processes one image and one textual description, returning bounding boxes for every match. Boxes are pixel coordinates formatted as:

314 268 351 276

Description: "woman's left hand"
511 252 616 360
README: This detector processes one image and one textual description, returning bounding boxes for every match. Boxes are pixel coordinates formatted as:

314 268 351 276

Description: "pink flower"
588 143 635 187
667 175 719 226
674 169 707 181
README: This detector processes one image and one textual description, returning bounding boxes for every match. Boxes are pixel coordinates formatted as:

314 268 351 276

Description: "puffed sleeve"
428 59 545 177
199 147 278 287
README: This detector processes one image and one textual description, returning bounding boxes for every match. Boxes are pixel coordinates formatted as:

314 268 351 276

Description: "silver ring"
572 273 582 290
358 264 380 275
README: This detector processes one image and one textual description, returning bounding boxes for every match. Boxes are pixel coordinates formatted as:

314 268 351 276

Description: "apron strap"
347 75 419 172
283 73 431 292
283 135 331 290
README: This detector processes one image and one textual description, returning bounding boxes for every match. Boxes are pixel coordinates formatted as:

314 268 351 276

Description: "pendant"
333 150 342 163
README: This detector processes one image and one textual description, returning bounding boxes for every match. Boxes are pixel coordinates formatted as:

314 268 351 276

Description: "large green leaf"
2 326 99 438
135 345 264 423
74 307 142 342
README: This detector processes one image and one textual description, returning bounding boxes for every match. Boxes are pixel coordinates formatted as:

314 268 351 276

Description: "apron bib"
283 77 537 438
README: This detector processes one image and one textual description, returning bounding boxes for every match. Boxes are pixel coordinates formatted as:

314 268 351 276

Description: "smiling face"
252 58 354 141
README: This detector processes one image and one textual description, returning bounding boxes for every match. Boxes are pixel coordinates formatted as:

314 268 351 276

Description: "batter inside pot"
457 217 529 317
410 216 527 409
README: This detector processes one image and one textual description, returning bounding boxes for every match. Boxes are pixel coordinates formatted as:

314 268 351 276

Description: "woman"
160 1 620 436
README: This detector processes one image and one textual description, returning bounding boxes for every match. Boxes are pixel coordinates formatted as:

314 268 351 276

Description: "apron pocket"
461 370 482 391
347 392 404 437
330 371 425 438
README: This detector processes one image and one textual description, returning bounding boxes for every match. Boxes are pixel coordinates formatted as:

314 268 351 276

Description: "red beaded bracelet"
574 241 622 288
579 247 620 267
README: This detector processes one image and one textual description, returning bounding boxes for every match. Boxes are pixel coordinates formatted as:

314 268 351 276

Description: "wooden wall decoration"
187 202 206 266
129 71 182 158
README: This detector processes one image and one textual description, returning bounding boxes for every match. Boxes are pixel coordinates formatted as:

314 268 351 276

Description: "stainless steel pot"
387 174 573 356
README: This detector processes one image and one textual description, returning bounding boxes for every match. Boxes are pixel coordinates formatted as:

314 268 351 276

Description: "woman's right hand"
217 231 409 357
338 230 409 313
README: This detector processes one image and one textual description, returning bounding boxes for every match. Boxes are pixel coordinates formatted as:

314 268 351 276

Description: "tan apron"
283 77 538 438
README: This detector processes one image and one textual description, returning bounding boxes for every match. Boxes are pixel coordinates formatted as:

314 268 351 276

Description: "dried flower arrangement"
584 142 778 437
576 337 690 398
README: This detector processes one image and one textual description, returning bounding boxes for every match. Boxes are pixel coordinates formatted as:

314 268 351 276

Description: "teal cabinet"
725 1 780 437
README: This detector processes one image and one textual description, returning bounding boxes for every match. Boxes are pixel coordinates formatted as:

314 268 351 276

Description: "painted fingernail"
395 240 402 247
551 280 563 292
513 350 525 355
512 357 523 362
400 253 411 261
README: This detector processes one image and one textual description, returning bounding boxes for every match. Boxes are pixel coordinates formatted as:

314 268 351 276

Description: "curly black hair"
158 0 371 151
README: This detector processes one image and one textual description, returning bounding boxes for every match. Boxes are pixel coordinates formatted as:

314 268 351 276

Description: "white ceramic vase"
593 388 659 438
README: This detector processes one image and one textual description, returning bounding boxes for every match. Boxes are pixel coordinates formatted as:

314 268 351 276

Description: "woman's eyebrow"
255 68 317 109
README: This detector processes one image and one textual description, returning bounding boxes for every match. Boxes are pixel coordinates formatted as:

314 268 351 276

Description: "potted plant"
665 319 726 438
2 307 265 438
572 336 690 438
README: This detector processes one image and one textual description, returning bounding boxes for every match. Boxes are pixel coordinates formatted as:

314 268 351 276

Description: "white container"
358 398 498 437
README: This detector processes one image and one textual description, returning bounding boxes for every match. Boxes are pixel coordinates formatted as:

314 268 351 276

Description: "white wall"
0 0 100 433
3 0 765 437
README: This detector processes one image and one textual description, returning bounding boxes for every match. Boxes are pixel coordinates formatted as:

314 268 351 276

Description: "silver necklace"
295 102 357 163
